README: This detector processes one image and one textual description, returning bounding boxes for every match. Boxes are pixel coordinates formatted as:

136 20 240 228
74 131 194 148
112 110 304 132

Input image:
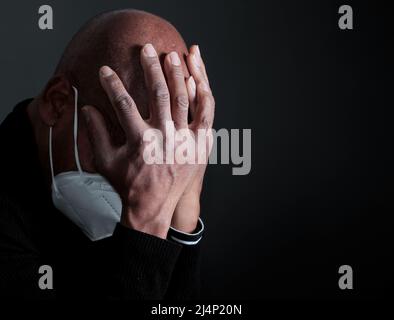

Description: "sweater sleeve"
0 195 183 299
164 219 204 300
164 241 202 299
0 195 55 299
106 223 182 299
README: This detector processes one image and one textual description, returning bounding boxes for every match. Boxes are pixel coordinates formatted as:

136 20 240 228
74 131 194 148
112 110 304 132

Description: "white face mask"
49 86 122 241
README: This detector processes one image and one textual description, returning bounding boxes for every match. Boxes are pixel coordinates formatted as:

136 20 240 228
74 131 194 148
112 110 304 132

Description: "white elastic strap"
72 86 83 175
48 126 58 194
49 86 82 193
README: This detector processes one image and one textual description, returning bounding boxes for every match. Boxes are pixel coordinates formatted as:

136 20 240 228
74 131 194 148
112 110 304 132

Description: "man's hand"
82 43 215 239
171 45 214 233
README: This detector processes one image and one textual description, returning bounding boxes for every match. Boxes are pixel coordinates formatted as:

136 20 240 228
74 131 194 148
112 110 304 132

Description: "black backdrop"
0 0 392 299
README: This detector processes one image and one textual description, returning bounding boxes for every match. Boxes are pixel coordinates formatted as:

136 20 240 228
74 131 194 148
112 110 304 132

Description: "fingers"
81 105 114 172
186 76 197 119
187 46 215 130
193 81 215 130
140 44 172 126
187 45 210 86
164 52 189 128
99 66 144 140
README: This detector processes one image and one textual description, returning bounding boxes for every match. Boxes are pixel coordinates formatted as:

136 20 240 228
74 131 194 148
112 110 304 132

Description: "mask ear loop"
49 126 59 194
49 86 83 195
72 86 83 176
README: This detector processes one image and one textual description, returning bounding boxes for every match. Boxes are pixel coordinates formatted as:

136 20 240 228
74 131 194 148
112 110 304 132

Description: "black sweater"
0 100 201 299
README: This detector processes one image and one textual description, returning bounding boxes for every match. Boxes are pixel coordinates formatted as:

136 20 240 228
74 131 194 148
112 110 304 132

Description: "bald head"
55 9 189 124
28 9 194 177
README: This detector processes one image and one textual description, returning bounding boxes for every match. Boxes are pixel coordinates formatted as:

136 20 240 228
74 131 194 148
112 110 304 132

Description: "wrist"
120 206 171 239
172 194 200 233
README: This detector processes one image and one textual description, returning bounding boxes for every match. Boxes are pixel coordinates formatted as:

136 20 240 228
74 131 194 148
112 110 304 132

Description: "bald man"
0 9 214 299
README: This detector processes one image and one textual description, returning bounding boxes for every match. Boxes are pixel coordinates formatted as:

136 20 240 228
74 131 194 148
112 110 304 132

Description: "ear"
38 75 73 127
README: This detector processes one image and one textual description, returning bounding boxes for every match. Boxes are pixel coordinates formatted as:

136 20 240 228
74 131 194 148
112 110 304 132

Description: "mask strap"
72 86 83 175
48 86 83 193
49 126 59 194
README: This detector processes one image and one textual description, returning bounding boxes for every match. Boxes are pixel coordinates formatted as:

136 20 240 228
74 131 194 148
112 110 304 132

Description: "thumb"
81 105 114 172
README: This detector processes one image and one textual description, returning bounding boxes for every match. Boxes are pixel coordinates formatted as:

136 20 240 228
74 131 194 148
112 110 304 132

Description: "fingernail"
169 52 181 66
191 53 200 67
100 66 113 77
144 43 157 57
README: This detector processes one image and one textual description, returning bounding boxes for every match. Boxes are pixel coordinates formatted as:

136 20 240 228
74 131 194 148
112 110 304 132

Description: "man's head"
31 9 190 176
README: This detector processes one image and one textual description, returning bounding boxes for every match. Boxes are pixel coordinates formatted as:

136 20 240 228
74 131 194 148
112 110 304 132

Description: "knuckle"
107 75 122 89
114 94 132 111
198 113 212 129
172 66 184 79
149 61 162 73
201 118 210 129
153 82 170 104
202 93 215 109
175 95 189 110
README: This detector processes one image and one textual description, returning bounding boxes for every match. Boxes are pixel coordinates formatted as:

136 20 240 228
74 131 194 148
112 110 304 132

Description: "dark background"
0 0 392 299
